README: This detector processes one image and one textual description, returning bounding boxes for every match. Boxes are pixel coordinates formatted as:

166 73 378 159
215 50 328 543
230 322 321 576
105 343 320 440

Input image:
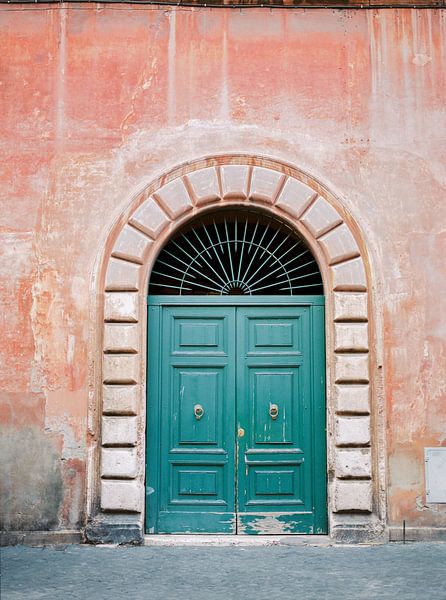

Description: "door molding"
86 154 386 544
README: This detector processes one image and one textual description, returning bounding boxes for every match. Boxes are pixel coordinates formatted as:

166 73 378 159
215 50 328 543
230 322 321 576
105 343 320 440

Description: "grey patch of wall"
0 426 63 531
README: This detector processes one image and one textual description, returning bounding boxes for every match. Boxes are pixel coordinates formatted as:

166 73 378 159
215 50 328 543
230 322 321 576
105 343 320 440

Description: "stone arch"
86 155 385 544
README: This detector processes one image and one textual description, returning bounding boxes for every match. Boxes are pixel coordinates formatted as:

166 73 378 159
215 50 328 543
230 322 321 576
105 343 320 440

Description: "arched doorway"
86 155 385 545
146 210 326 534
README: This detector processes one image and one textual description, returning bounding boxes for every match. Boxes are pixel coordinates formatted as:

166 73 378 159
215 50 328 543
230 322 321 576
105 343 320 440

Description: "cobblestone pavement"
2 542 446 600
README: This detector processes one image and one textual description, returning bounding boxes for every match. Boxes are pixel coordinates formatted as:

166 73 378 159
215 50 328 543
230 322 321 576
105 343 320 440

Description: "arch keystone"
220 165 249 199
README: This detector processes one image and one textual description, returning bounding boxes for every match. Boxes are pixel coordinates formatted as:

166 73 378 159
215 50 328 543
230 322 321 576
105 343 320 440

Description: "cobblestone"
2 542 446 600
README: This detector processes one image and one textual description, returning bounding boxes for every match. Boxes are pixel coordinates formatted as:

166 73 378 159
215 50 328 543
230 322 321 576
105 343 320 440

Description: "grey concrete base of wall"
0 530 82 547
85 521 388 545
85 515 144 545
3 526 446 546
331 521 387 544
389 527 446 542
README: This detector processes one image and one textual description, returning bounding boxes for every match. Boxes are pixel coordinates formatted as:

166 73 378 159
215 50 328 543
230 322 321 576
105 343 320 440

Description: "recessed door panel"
173 316 228 355
247 316 302 355
174 369 221 446
252 369 296 445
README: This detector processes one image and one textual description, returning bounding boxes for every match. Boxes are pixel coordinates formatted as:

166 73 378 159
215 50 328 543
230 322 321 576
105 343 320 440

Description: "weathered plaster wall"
1 4 445 534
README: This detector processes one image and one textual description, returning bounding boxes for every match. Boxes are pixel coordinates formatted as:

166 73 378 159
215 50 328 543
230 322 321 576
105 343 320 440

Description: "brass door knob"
194 404 204 420
269 403 279 420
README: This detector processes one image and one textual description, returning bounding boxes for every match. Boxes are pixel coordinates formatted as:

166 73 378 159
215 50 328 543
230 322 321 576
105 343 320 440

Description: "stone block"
104 323 139 354
101 480 142 512
104 292 139 323
103 354 139 384
105 258 140 292
275 177 316 218
334 384 370 414
101 448 138 478
220 165 249 199
249 167 284 204
333 480 372 512
85 515 143 545
186 167 220 205
332 257 367 291
103 385 139 415
318 223 360 265
334 322 369 353
130 198 169 239
112 224 152 264
334 353 369 383
336 448 372 478
154 178 192 218
102 416 138 446
336 416 370 446
300 196 343 238
333 292 368 322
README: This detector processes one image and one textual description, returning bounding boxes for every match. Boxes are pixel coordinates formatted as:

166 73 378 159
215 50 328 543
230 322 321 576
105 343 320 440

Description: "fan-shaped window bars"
149 210 323 296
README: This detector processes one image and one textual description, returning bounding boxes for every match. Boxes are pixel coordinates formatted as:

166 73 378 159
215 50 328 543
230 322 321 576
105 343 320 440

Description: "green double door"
146 296 326 535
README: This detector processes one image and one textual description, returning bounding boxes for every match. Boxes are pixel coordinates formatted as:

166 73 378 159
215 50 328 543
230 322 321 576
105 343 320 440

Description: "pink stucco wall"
1 4 445 534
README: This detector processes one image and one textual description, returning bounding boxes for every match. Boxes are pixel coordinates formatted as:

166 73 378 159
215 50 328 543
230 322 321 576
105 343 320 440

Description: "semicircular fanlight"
149 210 323 296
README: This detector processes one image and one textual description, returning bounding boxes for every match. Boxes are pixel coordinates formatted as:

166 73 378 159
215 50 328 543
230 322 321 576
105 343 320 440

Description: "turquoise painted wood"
146 296 327 535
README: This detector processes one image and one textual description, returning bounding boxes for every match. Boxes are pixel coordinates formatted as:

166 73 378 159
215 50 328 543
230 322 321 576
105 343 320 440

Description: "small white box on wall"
425 448 446 503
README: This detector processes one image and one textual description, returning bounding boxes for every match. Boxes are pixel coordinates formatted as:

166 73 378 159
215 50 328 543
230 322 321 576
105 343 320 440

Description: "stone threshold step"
144 535 331 547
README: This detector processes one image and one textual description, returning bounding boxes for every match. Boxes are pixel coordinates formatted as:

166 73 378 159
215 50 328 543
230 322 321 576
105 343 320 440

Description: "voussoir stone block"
101 448 138 478
334 322 369 353
275 177 316 218
333 292 368 322
103 354 139 384
249 167 284 204
154 178 192 218
112 224 153 264
220 165 249 199
300 196 343 238
102 416 138 446
105 258 140 292
335 353 369 383
336 416 370 446
318 223 360 265
332 257 367 291
104 323 139 354
333 480 372 513
334 384 370 414
104 292 139 323
101 480 142 512
336 448 372 479
129 198 169 239
103 385 139 415
186 167 220 205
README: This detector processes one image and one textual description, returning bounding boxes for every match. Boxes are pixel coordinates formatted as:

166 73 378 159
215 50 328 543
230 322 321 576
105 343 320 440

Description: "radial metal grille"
149 211 323 295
